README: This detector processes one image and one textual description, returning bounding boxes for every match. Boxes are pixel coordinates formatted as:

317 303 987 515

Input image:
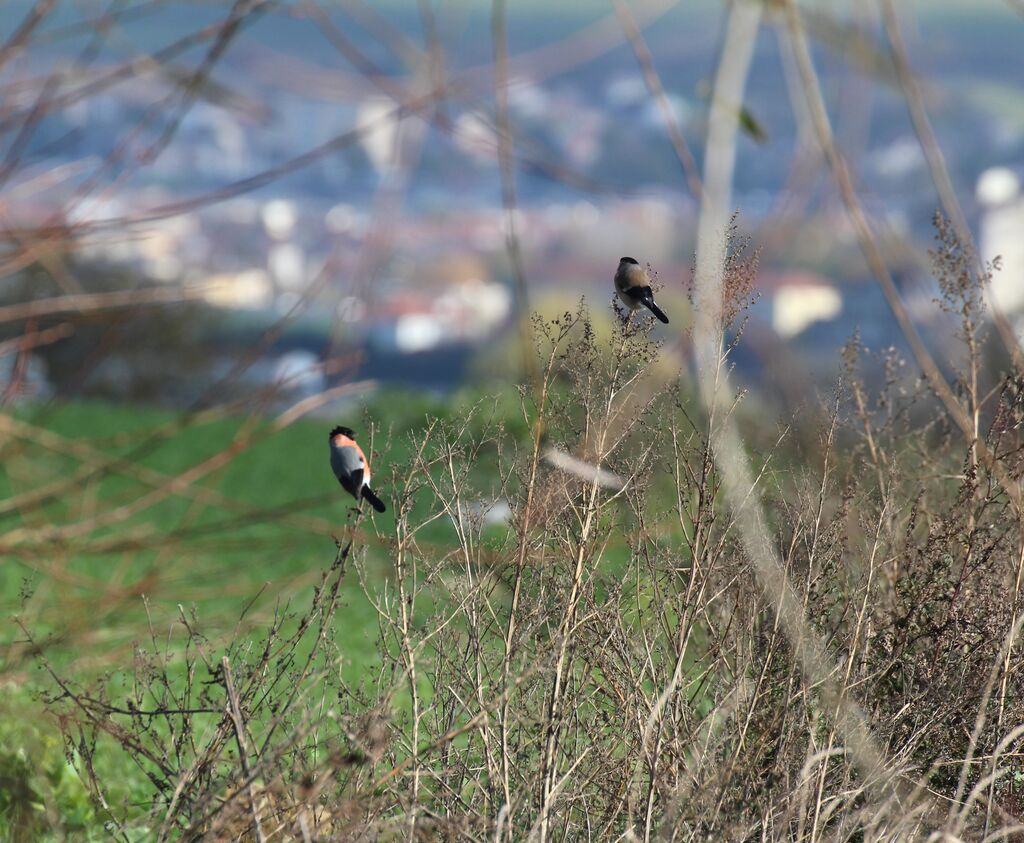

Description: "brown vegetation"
28 224 1024 841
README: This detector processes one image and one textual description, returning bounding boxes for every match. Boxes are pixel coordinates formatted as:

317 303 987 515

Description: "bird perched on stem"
613 257 669 324
329 425 386 513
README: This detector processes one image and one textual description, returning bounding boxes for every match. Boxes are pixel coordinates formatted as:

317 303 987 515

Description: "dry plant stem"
0 285 206 323
987 539 1024 835
849 371 888 500
650 426 725 810
492 0 536 388
612 0 702 200
141 0 265 164
500 321 571 827
0 0 123 196
27 1 277 232
394 494 422 837
693 0 898 817
878 0 1024 374
812 495 887 840
0 0 58 73
537 323 632 842
222 656 267 843
0 322 73 356
878 3 983 527
163 537 353 839
945 613 1024 835
256 536 354 756
368 660 547 793
638 540 712 840
779 0 1024 517
181 704 325 839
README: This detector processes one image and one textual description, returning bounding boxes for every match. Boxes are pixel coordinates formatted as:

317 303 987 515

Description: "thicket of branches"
25 225 1024 840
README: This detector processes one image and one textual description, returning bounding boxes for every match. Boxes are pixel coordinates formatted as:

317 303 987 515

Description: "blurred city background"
4 2 1024 834
2 0 1022 414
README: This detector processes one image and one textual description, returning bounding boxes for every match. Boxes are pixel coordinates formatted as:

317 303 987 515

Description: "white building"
768 272 843 339
977 167 1024 314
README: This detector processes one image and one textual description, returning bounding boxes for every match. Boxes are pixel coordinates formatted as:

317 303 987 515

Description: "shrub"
28 220 1024 840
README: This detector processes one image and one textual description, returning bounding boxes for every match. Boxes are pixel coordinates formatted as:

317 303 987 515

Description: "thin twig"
222 656 267 843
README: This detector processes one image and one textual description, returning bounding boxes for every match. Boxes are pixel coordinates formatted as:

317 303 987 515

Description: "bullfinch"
329 425 386 513
613 257 669 324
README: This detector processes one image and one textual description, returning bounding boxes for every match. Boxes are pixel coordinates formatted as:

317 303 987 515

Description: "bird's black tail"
362 486 387 513
645 298 670 324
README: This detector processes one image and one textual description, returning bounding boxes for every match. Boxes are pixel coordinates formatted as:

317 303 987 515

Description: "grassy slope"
3 390 527 669
2 370 676 835
0 391 524 837
3 402 375 668
0 403 358 835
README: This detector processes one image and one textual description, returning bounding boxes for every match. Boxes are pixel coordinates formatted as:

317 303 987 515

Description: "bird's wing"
620 284 652 304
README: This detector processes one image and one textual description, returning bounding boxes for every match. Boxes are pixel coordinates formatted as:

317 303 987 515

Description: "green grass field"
4 402 372 659
2 388 533 662
0 390 530 837
1 363 692 837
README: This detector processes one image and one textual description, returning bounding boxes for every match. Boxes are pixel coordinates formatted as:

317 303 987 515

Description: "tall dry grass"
26 220 1024 841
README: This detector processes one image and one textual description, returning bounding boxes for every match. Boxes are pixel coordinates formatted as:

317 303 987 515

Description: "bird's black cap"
619 256 639 265
329 425 356 440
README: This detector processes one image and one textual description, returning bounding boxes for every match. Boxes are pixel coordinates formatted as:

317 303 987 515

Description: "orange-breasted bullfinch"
329 425 386 513
614 257 669 324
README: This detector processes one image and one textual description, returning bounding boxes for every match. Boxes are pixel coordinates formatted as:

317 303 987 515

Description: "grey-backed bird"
329 426 386 513
613 257 669 324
